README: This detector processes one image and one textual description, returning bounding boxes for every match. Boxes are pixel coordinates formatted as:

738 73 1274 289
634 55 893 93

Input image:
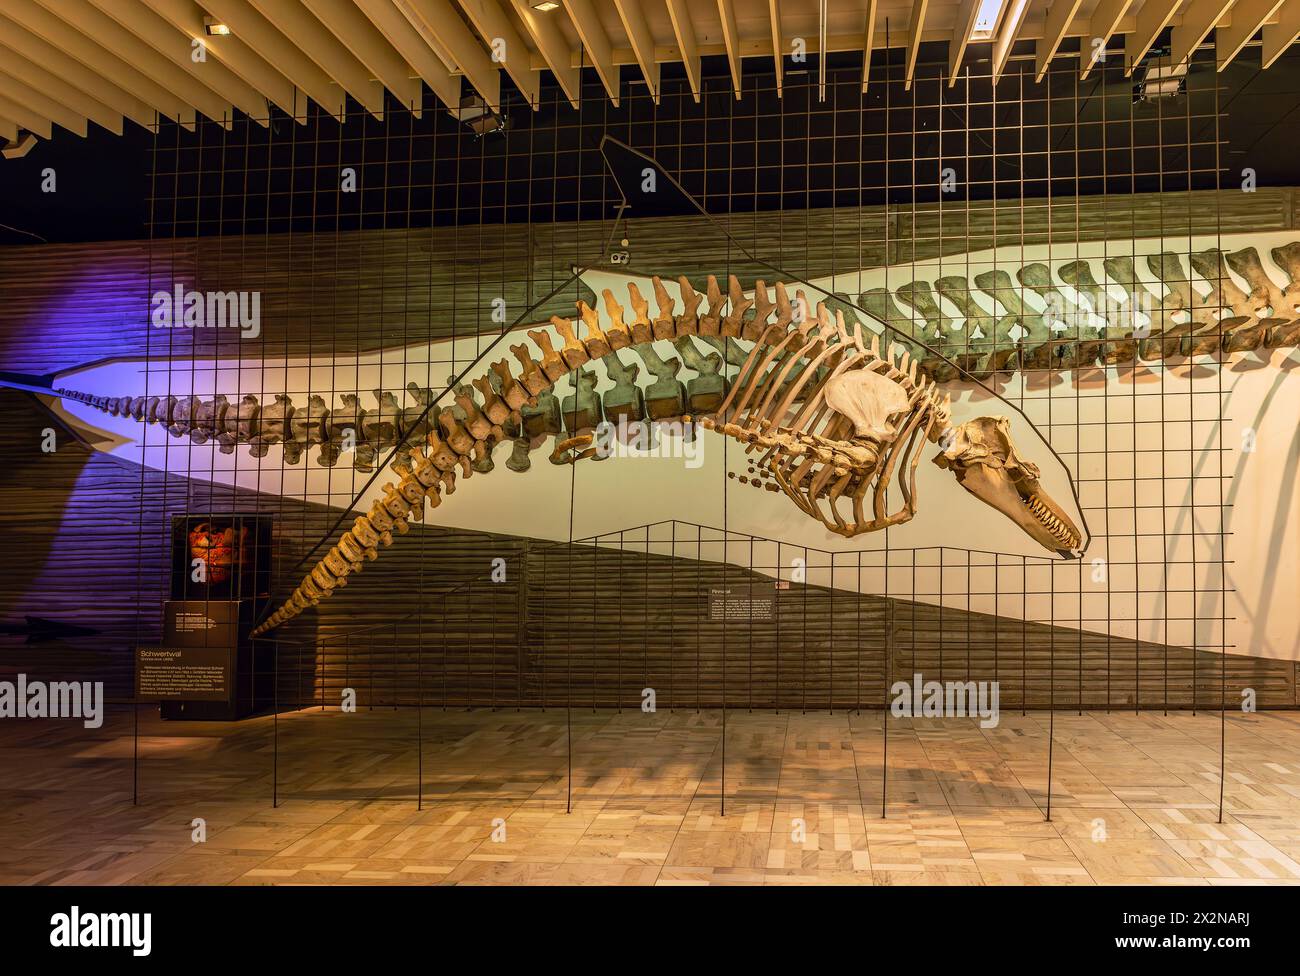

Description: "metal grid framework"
135 46 1240 745
145 46 1230 232
259 521 1243 712
231 520 1239 821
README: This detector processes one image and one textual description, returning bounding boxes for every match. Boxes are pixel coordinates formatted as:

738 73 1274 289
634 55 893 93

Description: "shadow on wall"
0 389 114 683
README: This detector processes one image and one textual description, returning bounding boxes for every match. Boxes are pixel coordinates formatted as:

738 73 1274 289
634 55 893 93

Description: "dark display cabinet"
145 515 276 720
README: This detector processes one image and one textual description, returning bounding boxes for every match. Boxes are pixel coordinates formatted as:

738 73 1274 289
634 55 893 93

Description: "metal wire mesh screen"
263 520 1271 714
122 39 1286 723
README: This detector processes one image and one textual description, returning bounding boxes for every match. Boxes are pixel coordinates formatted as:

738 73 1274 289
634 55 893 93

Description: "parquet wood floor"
3 705 1300 885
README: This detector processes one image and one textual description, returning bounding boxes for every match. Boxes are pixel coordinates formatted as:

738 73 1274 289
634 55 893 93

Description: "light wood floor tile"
4 706 1300 885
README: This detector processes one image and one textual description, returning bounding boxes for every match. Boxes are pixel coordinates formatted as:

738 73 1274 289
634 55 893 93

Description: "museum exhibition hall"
0 0 1299 909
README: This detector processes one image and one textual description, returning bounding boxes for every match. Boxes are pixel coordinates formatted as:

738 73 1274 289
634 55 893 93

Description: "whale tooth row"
1025 493 1079 548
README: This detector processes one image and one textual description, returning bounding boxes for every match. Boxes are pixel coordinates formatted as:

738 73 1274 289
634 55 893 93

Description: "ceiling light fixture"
531 1 560 10
203 17 231 36
969 0 1006 40
453 94 505 137
2 132 38 159
1136 62 1187 101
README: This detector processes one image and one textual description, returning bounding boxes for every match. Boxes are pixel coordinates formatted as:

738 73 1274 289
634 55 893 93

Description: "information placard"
136 645 231 701
708 583 776 622
163 600 239 646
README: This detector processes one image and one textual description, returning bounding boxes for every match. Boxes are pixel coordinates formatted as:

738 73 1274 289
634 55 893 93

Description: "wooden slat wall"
281 538 1295 712
1 188 1295 374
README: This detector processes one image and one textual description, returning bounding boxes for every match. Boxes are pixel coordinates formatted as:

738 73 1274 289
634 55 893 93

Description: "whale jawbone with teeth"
933 415 1083 556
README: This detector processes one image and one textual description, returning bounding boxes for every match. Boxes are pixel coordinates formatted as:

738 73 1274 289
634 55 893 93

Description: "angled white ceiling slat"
4 0 1300 152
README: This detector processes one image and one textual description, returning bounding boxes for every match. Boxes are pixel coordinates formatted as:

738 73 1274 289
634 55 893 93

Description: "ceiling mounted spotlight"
203 16 231 35
452 93 505 137
2 131 38 159
1136 61 1187 101
531 1 560 10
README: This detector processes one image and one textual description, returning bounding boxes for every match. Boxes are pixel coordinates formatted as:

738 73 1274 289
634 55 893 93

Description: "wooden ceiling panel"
354 0 461 108
402 0 504 109
453 0 541 105
87 0 271 122
1262 0 1300 68
200 0 345 119
302 0 425 112
35 0 238 124
4 0 197 127
244 0 386 116
141 0 297 118
4 0 1300 153
0 43 125 133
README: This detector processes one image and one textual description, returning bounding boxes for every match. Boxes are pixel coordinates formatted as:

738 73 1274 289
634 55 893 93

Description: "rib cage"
702 301 949 537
